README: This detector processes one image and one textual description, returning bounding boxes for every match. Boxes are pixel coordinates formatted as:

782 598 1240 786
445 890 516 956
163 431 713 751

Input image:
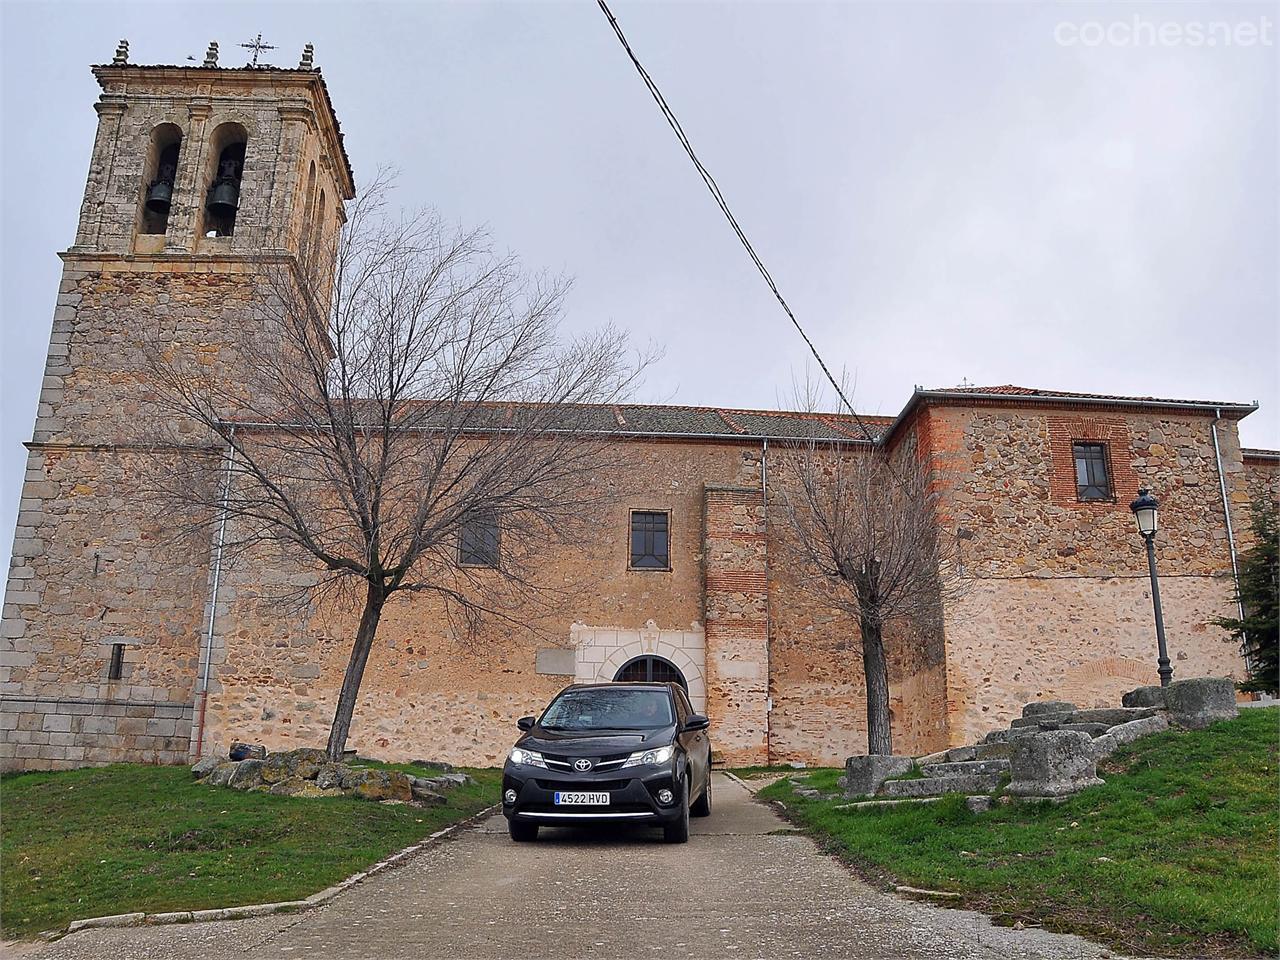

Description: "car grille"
536 778 629 792
542 751 632 771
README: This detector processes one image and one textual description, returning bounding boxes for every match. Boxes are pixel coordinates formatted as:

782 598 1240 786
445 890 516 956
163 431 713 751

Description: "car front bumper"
502 763 684 825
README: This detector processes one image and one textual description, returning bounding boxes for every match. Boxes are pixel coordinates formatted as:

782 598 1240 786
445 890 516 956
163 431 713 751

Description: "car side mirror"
516 716 536 731
683 714 710 732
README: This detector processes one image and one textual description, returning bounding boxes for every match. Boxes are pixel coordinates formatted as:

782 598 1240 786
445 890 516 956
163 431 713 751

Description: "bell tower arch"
0 40 355 771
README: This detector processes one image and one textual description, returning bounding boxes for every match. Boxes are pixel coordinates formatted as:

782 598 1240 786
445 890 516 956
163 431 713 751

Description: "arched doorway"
614 655 688 691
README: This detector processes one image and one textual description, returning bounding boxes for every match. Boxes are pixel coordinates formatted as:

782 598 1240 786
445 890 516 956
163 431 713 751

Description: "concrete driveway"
26 774 1123 960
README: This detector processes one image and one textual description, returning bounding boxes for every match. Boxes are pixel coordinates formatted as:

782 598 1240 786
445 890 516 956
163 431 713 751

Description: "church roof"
933 384 1257 411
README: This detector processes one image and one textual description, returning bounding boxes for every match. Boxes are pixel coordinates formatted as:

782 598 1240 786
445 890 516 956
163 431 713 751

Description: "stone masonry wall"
197 441 769 767
916 402 1250 745
1 60 352 771
763 443 950 764
702 486 769 765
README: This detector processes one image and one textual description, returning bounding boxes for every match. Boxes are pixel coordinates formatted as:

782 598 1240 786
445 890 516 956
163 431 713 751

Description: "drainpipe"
193 433 234 758
761 438 772 764
1210 410 1245 624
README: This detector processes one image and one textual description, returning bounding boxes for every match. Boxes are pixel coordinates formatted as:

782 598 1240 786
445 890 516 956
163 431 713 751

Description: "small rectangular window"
458 509 500 567
630 510 670 570
1073 442 1112 501
108 643 125 681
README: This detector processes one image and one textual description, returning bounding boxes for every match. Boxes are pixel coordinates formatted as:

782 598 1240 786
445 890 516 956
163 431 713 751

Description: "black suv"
501 682 712 843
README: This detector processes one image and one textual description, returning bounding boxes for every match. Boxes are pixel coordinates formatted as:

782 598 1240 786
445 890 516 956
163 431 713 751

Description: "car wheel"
508 819 538 842
690 769 711 817
663 779 690 844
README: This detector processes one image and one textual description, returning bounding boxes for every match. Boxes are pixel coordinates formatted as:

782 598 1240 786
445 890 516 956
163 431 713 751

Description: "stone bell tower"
0 40 355 771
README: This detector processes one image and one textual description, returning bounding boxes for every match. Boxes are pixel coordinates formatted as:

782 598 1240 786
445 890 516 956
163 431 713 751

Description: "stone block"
1007 731 1103 798
880 774 1001 797
205 761 240 787
1022 700 1077 718
1054 722 1111 738
191 756 220 779
261 747 326 783
843 754 915 798
920 759 1009 778
1070 707 1159 726
974 741 1013 761
1121 685 1167 709
1163 677 1239 729
228 758 265 789
1090 714 1170 761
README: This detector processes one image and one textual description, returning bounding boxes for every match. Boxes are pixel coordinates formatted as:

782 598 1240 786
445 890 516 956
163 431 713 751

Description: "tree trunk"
326 580 386 761
859 611 893 755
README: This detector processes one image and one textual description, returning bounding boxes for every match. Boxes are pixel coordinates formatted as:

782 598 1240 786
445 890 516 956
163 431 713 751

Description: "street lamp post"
1130 487 1173 687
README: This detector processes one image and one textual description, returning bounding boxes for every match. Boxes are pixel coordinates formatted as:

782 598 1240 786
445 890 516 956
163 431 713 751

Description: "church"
2 46 1276 771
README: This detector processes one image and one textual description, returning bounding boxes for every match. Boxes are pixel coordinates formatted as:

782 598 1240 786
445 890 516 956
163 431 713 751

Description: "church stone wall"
917 402 1249 746
196 441 768 767
1 58 354 772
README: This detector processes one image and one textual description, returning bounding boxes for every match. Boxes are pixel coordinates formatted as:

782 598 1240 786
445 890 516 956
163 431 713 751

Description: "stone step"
1010 712 1073 729
975 741 1013 760
1022 700 1078 718
879 773 1002 798
837 795 994 814
915 744 978 766
1070 706 1160 726
1054 722 1111 738
981 729 1010 744
920 759 1010 778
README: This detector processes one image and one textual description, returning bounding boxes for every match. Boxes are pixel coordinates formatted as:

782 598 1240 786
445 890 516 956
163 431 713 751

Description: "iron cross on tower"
240 33 276 67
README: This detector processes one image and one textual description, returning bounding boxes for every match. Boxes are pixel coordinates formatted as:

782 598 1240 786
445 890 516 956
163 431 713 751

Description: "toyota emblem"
573 758 593 772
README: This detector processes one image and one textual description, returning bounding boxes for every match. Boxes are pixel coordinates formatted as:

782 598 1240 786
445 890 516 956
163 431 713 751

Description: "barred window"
459 509 500 567
629 510 670 570
1073 442 1111 501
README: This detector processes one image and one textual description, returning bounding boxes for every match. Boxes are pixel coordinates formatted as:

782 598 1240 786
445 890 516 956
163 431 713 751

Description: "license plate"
553 791 610 805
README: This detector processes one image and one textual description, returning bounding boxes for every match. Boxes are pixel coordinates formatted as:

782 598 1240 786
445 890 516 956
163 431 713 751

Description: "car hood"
518 724 675 756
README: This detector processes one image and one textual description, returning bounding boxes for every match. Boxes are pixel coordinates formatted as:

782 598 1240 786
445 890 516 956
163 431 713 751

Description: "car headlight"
621 744 675 768
508 747 547 768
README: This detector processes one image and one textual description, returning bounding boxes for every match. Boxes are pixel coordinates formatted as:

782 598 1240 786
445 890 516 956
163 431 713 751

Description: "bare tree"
772 393 964 756
145 176 652 760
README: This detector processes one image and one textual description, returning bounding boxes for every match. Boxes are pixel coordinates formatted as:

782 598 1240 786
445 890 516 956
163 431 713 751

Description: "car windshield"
540 687 674 731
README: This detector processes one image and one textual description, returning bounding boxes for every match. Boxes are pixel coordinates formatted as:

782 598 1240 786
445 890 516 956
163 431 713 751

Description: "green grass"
0 762 500 939
760 708 1279 958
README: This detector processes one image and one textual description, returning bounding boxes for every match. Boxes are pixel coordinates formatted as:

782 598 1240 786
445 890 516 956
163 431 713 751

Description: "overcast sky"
1 1 1276 567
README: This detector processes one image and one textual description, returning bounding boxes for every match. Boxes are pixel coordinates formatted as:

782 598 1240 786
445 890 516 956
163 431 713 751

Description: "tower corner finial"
299 43 315 71
203 41 219 68
112 39 129 65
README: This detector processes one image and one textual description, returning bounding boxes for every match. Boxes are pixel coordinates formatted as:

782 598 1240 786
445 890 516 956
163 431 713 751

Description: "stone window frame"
628 508 672 572
1072 440 1114 502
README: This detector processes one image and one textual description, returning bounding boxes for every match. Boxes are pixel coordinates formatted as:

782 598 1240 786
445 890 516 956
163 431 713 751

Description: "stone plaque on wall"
535 647 576 676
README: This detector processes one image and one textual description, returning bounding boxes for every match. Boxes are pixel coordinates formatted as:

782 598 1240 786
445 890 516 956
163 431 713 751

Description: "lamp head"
1130 487 1159 537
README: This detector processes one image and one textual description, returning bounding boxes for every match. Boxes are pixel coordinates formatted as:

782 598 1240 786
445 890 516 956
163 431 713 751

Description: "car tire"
508 819 538 842
690 769 711 817
663 779 690 844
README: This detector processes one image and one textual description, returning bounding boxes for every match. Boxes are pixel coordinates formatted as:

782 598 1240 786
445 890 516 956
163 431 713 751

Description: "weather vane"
240 33 276 67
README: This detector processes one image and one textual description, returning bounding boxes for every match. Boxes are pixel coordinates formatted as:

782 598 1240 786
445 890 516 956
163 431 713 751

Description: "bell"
206 178 240 218
145 178 173 215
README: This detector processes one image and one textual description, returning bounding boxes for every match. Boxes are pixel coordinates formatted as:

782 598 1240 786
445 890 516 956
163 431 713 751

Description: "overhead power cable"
595 0 876 442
